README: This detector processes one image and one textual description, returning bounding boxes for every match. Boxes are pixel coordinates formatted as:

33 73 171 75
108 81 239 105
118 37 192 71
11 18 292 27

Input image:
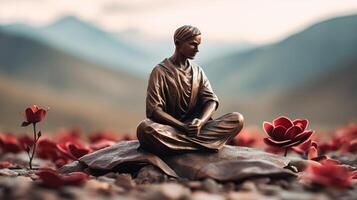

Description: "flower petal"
292 139 311 154
307 146 318 160
281 130 313 148
57 143 76 160
30 105 39 113
36 169 64 188
62 172 89 186
273 116 293 129
272 125 287 141
295 130 313 141
34 109 47 123
68 143 90 159
263 121 274 136
285 125 303 139
293 119 308 130
263 137 294 148
25 107 36 123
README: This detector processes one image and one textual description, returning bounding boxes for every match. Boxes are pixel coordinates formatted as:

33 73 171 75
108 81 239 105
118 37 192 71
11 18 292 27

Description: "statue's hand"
187 118 204 137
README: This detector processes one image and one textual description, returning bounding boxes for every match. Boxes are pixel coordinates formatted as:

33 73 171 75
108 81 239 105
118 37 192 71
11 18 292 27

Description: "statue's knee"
232 112 244 131
136 120 151 142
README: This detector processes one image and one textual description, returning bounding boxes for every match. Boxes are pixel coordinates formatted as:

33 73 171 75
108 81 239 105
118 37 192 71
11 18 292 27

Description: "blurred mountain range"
206 14 357 128
0 14 356 132
0 29 146 133
1 16 253 77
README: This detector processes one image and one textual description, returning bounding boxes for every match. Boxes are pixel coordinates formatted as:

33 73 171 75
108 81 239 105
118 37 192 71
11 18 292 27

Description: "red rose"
263 116 313 149
21 105 48 126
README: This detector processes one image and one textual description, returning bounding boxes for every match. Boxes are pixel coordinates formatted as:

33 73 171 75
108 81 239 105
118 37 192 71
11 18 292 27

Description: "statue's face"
177 35 201 59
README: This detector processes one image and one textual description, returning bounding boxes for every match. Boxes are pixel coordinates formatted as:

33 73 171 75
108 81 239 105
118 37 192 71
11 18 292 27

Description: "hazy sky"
1 0 357 43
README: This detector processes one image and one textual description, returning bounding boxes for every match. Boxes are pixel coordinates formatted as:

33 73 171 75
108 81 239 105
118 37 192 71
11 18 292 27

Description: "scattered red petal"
0 161 15 168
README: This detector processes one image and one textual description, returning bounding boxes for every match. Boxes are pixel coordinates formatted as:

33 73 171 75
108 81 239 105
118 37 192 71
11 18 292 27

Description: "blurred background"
0 0 356 134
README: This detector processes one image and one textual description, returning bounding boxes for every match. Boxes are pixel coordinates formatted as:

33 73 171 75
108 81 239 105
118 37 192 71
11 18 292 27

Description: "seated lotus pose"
137 25 244 155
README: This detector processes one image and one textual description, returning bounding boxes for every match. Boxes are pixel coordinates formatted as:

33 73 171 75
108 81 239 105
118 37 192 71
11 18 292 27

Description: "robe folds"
137 58 243 155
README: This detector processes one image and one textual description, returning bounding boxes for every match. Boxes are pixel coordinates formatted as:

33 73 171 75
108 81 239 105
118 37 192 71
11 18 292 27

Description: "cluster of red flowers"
302 160 356 189
0 127 135 188
319 123 357 154
0 128 136 168
228 116 357 188
1 108 357 189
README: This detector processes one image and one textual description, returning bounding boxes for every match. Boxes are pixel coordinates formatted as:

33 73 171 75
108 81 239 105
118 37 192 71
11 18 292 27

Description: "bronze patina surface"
137 25 244 155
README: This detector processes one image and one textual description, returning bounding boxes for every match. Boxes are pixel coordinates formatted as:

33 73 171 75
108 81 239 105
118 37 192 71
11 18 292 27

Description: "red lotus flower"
302 162 353 188
0 134 22 153
36 168 89 188
21 105 48 126
263 116 313 155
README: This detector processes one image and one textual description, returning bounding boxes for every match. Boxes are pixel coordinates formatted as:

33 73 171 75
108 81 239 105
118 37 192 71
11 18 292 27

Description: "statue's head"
174 25 201 59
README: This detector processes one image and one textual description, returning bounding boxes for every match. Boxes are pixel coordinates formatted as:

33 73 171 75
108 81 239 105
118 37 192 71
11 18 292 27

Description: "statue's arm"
151 108 188 134
198 100 217 124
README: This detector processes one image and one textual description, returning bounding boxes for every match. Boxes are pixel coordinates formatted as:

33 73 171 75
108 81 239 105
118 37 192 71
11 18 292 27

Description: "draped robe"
137 58 243 155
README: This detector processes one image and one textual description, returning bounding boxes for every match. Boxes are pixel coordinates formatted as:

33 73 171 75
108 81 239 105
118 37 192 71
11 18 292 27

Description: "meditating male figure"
137 25 244 155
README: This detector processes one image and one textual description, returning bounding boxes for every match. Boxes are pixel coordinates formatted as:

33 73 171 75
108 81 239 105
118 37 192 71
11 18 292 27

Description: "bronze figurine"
137 25 244 155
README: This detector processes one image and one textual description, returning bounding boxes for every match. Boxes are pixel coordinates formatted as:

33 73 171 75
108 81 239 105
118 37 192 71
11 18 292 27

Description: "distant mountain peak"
46 15 103 34
50 15 83 26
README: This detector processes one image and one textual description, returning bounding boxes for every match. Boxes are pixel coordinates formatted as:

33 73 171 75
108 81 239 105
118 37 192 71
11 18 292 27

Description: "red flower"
0 134 22 153
292 139 320 159
263 116 313 149
21 105 48 126
57 142 91 160
36 168 89 188
302 162 353 188
0 161 15 168
36 138 59 160
319 137 343 154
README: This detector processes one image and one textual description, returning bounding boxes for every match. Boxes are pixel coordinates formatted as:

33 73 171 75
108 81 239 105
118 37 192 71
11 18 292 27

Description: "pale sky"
1 0 357 43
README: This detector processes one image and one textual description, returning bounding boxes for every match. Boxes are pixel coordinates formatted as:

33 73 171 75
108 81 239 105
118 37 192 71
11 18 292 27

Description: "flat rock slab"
60 140 297 182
